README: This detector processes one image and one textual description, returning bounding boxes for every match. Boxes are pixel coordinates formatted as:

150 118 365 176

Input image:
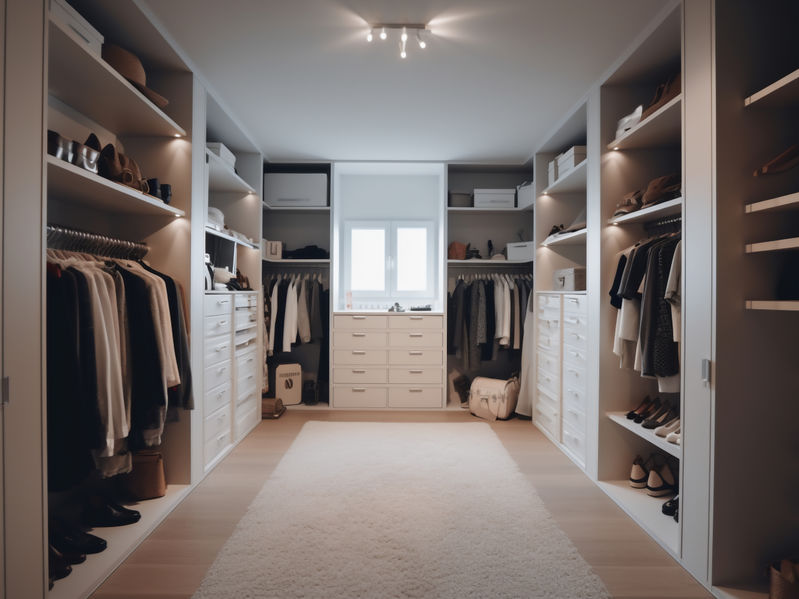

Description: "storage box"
261 239 282 261
507 241 534 261
264 172 328 208
273 363 302 406
556 145 586 177
553 267 586 291
517 183 534 210
473 188 515 209
50 0 104 57
206 142 236 169
547 160 558 187
448 192 472 207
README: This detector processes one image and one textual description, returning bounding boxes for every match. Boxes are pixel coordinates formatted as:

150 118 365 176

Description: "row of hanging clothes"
45 225 193 492
447 271 534 371
608 216 682 393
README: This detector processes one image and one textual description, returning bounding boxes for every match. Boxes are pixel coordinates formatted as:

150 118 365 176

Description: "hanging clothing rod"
644 214 682 234
46 224 150 260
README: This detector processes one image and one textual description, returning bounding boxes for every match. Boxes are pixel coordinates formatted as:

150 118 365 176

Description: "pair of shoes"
626 395 652 419
666 430 681 445
634 397 661 424
84 498 141 528
655 417 680 437
48 545 73 587
662 495 679 516
548 224 565 236
642 399 677 430
145 178 173 204
640 71 681 121
629 454 677 497
754 144 799 177
47 131 101 173
615 104 643 139
51 522 107 556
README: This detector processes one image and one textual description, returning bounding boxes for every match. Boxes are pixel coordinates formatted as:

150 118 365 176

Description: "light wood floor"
91 410 712 598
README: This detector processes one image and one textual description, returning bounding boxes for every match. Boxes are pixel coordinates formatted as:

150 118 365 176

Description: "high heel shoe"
642 398 672 429
626 395 652 420
662 495 679 516
646 460 677 497
634 398 661 424
629 454 653 488
655 417 680 437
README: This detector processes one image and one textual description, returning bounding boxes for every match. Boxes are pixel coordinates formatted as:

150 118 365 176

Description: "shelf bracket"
701 359 712 385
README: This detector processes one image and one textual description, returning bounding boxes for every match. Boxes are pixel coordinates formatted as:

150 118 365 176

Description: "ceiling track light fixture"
367 23 429 58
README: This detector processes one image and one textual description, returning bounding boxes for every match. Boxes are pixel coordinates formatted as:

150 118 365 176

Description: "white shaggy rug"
192 422 609 599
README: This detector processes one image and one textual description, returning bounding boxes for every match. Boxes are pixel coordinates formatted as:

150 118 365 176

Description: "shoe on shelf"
662 495 679 516
48 545 73 583
634 398 661 424
646 461 677 497
51 525 107 555
666 429 681 445
641 399 672 428
640 71 681 121
626 395 652 419
754 144 799 177
655 417 680 437
84 498 141 528
629 454 652 488
644 407 677 430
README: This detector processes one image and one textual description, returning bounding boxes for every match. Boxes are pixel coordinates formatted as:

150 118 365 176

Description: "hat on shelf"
563 207 586 232
102 44 169 108
613 190 643 216
642 173 681 207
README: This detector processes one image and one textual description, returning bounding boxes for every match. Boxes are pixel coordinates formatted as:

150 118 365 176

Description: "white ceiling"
143 0 666 164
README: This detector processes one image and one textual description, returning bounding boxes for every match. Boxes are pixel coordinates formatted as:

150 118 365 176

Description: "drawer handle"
409 351 423 356
352 350 366 355
409 388 423 393
217 432 226 442
352 333 366 338
246 357 254 363
409 370 423 374
245 375 254 380
217 299 228 305
217 391 224 399
409 334 424 338
352 369 366 374
215 344 227 352
568 297 580 304
217 320 227 326
410 316 423 320
352 315 367 320
217 367 226 374
352 388 366 392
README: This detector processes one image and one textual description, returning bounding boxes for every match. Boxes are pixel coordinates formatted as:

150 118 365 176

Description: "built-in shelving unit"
745 191 799 214
262 203 330 213
263 258 330 265
745 237 799 253
607 197 682 225
745 300 799 311
744 67 799 108
541 228 587 246
207 150 255 193
607 95 682 151
447 259 533 266
205 225 258 249
607 413 681 458
542 159 587 194
446 206 526 214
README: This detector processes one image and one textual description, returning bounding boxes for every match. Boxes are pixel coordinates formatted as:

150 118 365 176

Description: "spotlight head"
416 30 426 49
401 27 408 42
366 29 373 42
379 27 387 40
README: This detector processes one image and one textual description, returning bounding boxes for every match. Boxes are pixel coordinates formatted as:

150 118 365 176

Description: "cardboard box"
206 142 236 169
473 188 515 209
553 267 586 291
507 241 534 261
50 0 104 56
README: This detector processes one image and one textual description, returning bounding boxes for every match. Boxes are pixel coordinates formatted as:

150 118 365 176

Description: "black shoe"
626 395 652 419
634 398 661 423
85 500 141 527
52 528 107 555
642 399 671 428
662 495 679 516
49 545 73 583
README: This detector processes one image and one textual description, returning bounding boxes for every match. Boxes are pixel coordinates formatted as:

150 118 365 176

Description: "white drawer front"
234 329 258 352
205 313 232 338
534 404 558 438
389 331 443 348
537 364 560 397
333 331 387 349
562 313 587 334
388 315 443 330
563 383 587 415
205 431 230 465
234 308 258 331
235 401 260 441
234 293 258 308
562 345 587 370
236 349 258 379
236 383 260 407
562 293 588 316
563 364 587 394
537 306 561 324
389 367 442 384
205 359 232 391
388 349 442 366
334 349 387 365
333 314 387 330
562 403 587 434
388 386 443 408
537 329 560 353
204 405 231 442
205 293 233 316
205 333 232 367
333 367 387 384
536 315 560 335
562 421 586 463
536 349 559 378
205 381 231 415
562 326 587 352
537 293 561 311
332 386 387 408
536 384 560 416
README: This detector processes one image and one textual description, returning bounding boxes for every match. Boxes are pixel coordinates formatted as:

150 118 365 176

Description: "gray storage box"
50 0 104 56
264 172 328 208
547 160 558 187
448 192 472 207
473 188 515 209
553 267 586 291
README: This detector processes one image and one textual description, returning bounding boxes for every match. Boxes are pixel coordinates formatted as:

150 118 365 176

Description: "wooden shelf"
745 191 799 214
745 300 799 311
543 160 587 194
207 151 255 194
47 18 185 137
447 259 533 266
541 228 586 247
47 155 185 217
607 95 682 150
607 412 681 459
608 197 683 225
262 203 330 213
745 237 799 253
205 226 258 249
262 258 330 265
745 68 799 108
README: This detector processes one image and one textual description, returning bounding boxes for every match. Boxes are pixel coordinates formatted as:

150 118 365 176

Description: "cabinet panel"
333 349 387 365
332 386 387 408
205 293 233 316
536 348 560 378
332 331 387 349
388 349 442 365
388 386 443 408
387 315 443 329
389 367 442 384
204 313 232 338
204 333 231 367
204 405 231 442
537 364 560 397
388 331 443 348
205 431 231 465
204 359 232 391
562 293 588 315
333 314 387 329
333 367 387 384
204 381 231 415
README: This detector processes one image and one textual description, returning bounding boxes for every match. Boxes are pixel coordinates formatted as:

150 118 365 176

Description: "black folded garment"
283 245 330 259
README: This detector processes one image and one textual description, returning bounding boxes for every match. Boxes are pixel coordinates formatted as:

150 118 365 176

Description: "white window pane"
351 228 385 291
396 227 427 291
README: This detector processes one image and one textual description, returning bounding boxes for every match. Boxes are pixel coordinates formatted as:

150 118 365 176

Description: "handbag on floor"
120 450 167 500
468 376 520 421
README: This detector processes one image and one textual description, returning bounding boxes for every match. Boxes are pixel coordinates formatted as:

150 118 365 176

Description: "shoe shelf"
205 226 258 249
608 197 683 225
262 203 330 213
47 155 185 217
744 67 799 108
745 191 799 214
745 300 799 311
541 228 587 247
447 259 533 266
262 258 330 265
543 160 587 195
745 236 799 253
47 18 185 138
607 95 682 151
713 583 769 599
607 412 682 459
48 484 190 599
207 150 255 194
596 480 680 558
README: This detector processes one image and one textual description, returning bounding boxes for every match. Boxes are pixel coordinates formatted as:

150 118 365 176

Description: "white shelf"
262 258 330 265
543 160 588 194
47 155 185 217
745 67 799 108
607 95 682 150
541 228 586 246
608 197 683 225
607 412 682 459
262 203 330 213
48 484 191 599
713 584 769 599
745 237 799 253
596 481 680 558
745 300 799 311
745 191 799 214
47 18 185 138
447 259 533 266
205 226 258 249
207 150 255 194
447 206 526 214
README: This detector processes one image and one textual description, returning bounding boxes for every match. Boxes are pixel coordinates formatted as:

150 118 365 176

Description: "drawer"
332 386 387 408
236 349 258 378
536 313 560 333
563 293 588 315
388 331 443 348
204 381 231 415
562 325 587 352
563 383 587 415
204 430 230 465
562 345 587 370
562 313 587 334
205 359 232 391
536 384 560 415
234 328 258 350
537 364 559 397
537 293 561 311
205 313 232 338
205 293 233 316
563 364 587 393
333 331 387 349
204 405 231 442
562 403 587 434
388 315 443 330
333 349 387 365
234 293 258 308
236 384 260 408
235 400 260 440
234 308 258 331
389 367 442 384
388 349 442 366
536 348 559 377
536 329 560 353
333 367 387 384
388 386 443 408
534 404 558 438
205 333 231 367
537 305 561 323
562 421 586 463
237 367 259 396
333 314 387 330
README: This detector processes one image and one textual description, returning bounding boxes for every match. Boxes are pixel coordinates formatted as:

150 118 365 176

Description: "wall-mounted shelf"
745 237 799 253
608 198 683 225
541 228 587 247
262 258 330 265
543 160 587 194
447 259 533 266
744 67 799 108
607 412 682 459
745 300 799 311
607 95 682 151
262 203 330 213
207 151 255 194
48 18 185 138
205 226 258 249
745 191 799 214
447 206 527 214
47 155 185 217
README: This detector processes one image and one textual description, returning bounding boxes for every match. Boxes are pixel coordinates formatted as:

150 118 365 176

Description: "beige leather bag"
468 376 520 421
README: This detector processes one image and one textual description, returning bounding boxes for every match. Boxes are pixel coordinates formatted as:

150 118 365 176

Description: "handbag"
121 450 167 500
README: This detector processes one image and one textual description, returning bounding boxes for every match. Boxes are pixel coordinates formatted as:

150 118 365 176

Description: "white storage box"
553 267 586 291
274 363 302 406
261 240 282 261
556 145 586 176
507 241 534 261
206 142 236 169
473 188 515 209
517 183 535 210
50 0 104 56
547 160 558 187
264 173 328 208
